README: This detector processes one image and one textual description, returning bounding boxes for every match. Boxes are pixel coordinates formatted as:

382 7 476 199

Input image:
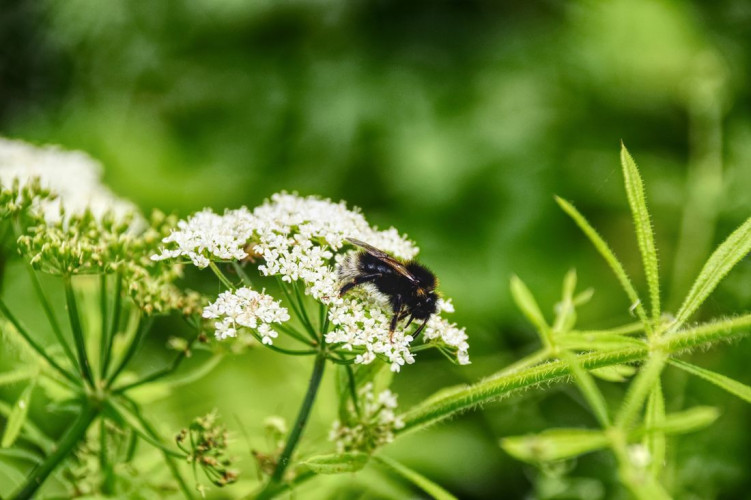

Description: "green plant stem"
615 353 666 430
101 272 123 379
398 318 750 434
12 402 98 500
63 274 95 387
260 352 327 494
24 263 78 370
106 316 154 387
0 298 78 385
98 273 108 384
209 261 235 290
251 470 316 500
231 261 253 286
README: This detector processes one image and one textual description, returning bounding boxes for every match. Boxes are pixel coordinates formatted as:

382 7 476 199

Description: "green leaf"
0 369 35 387
555 196 650 331
2 383 35 448
645 406 719 436
559 350 610 427
501 428 610 463
373 454 457 500
615 353 666 430
620 144 661 322
303 452 369 474
556 333 644 352
510 275 549 334
673 216 751 330
591 364 637 382
669 358 751 403
0 447 43 465
644 381 665 478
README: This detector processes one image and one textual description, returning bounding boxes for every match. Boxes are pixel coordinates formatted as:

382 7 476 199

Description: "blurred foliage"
1 0 750 498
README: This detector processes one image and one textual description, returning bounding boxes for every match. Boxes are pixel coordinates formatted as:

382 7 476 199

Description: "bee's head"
411 290 439 319
406 262 437 290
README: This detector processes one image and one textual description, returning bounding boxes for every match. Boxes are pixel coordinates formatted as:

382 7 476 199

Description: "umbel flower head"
0 137 137 222
154 192 470 371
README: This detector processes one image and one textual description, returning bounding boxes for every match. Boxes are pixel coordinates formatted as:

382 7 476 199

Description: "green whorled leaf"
642 406 719 436
501 428 610 463
0 457 25 492
552 270 578 333
669 358 751 403
0 369 35 387
0 447 43 464
555 196 650 329
573 288 595 306
591 364 637 382
556 333 644 352
620 145 661 322
374 455 457 500
615 353 666 430
558 350 611 427
510 275 549 334
644 381 666 478
0 401 53 453
1 383 34 448
673 216 751 330
302 452 369 474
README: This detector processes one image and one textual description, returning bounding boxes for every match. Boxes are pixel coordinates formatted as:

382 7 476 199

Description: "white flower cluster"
153 192 470 370
152 208 255 268
329 384 405 453
202 287 290 344
0 137 137 221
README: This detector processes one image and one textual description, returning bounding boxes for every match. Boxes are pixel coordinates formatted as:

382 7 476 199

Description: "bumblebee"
339 238 439 341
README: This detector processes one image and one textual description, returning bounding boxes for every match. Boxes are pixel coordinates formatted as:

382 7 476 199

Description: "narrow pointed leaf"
621 145 661 322
555 196 650 329
644 381 665 478
591 364 637 382
556 333 644 352
0 369 35 387
648 406 719 435
374 455 457 500
501 428 610 463
615 353 666 430
2 384 34 448
669 358 751 403
510 275 549 334
559 350 610 427
303 452 369 474
673 216 751 329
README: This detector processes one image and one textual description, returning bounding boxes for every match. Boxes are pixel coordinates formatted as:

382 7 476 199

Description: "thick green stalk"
257 352 327 497
63 274 94 386
12 402 98 500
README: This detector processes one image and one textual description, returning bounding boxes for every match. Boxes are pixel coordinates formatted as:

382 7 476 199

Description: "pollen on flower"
202 287 290 344
329 383 405 453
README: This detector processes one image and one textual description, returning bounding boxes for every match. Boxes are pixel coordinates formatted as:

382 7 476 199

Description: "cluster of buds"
329 383 405 454
176 412 238 490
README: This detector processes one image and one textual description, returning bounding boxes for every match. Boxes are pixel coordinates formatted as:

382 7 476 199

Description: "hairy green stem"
63 275 95 386
209 261 235 290
398 317 750 434
12 402 98 500
260 352 327 495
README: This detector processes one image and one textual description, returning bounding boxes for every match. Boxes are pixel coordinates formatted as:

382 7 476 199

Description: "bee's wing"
345 237 418 283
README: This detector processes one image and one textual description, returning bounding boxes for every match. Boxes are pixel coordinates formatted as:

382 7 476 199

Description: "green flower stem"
106 316 155 387
0 298 78 385
100 271 122 379
398 318 750 434
209 261 236 290
261 351 327 494
231 261 253 286
251 470 316 500
275 323 316 346
292 283 318 340
12 401 99 500
98 274 108 383
117 396 194 499
63 274 95 387
24 262 78 370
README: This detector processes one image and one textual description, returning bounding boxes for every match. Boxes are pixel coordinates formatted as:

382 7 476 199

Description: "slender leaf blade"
0 369 35 387
591 364 637 382
303 452 369 474
2 384 34 448
501 428 610 463
374 455 457 500
510 275 549 333
555 196 650 329
649 406 719 435
621 145 661 322
559 350 611 427
673 216 751 329
669 358 751 403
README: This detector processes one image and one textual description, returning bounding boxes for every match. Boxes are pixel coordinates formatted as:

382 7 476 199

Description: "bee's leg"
412 317 430 341
339 274 382 296
389 296 403 343
403 314 415 327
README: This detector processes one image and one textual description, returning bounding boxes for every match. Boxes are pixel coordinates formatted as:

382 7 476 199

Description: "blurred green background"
1 0 751 498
